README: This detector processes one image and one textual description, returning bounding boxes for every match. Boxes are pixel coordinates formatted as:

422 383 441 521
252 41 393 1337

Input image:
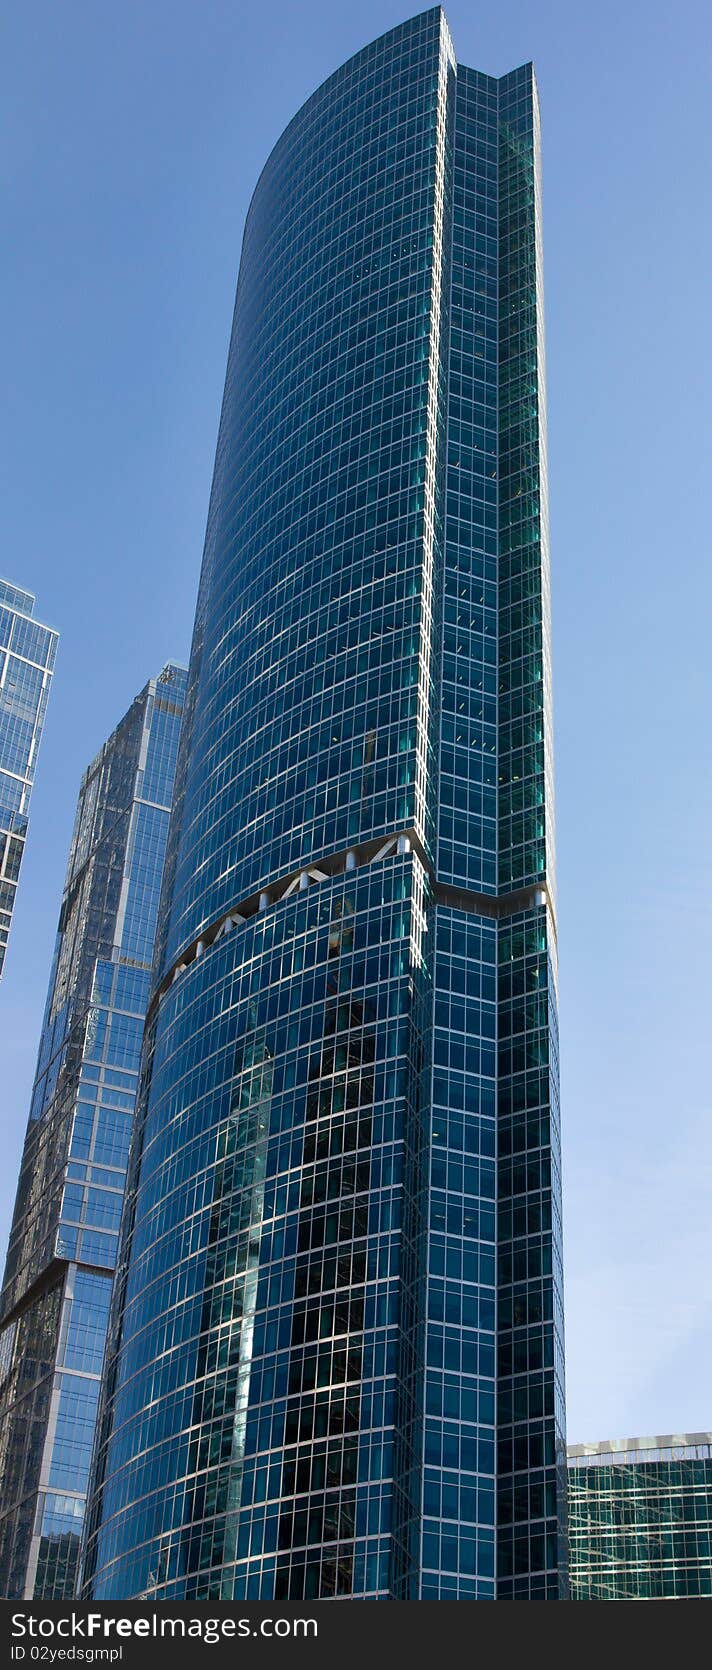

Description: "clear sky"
2 0 711 1446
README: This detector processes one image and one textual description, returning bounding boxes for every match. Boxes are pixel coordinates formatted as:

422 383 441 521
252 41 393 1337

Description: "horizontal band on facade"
568 1433 712 1467
0 1244 133 1333
150 829 553 1024
0 1254 68 1333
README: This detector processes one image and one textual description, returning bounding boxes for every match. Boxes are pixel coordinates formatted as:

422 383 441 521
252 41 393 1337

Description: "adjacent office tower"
0 664 186 1599
569 1435 712 1600
83 8 566 1600
0 579 58 979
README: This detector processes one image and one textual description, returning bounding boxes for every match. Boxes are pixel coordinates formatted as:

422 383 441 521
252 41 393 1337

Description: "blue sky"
2 0 711 1445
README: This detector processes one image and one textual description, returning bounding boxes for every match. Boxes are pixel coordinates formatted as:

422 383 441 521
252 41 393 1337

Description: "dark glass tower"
0 665 186 1599
83 8 566 1600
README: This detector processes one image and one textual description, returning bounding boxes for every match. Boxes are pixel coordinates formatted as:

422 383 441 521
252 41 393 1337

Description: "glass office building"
83 8 566 1600
569 1435 712 1600
0 664 186 1599
0 578 58 980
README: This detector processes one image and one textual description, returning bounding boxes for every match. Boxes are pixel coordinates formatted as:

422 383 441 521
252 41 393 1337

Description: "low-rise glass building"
569 1434 712 1600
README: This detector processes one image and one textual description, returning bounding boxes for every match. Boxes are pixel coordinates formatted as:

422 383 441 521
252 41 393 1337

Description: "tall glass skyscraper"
83 8 566 1600
569 1435 712 1600
0 578 58 980
0 664 186 1599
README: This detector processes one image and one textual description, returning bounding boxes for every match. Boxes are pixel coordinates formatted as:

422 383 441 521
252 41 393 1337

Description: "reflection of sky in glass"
82 11 564 1604
0 581 57 977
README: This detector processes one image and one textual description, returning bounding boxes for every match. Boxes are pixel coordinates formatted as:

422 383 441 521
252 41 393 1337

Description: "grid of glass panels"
0 1282 63 1598
569 1441 712 1599
82 8 566 1602
83 9 453 1599
495 67 565 1599
84 857 430 1600
418 906 497 1597
438 69 498 895
0 578 57 978
0 665 186 1599
161 8 451 967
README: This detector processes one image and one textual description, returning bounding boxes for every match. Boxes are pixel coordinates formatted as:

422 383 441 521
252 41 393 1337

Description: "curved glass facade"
82 6 566 1600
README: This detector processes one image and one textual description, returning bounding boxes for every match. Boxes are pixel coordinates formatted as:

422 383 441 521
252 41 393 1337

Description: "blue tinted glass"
77 14 565 1604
